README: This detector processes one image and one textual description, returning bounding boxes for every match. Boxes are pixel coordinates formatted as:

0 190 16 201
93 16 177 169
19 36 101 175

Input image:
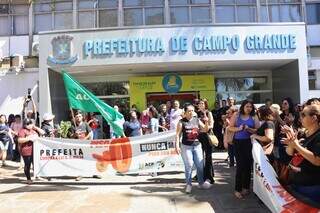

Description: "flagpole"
70 107 76 127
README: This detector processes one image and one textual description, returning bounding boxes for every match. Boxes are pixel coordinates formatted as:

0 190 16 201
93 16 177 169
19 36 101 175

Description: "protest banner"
252 140 320 213
34 130 184 177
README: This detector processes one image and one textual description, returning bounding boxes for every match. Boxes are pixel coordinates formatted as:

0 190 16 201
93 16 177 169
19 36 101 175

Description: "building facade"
0 0 319 121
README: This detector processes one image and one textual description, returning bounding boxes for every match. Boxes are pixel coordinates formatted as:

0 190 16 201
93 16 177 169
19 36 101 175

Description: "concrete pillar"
315 69 320 90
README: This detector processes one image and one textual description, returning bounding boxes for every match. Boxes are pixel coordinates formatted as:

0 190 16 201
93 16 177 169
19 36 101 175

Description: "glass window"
191 6 210 23
11 5 29 35
215 77 271 104
34 14 52 32
0 16 9 35
216 77 268 92
216 6 235 22
78 11 94 28
145 8 164 25
123 0 142 7
124 8 143 26
78 0 95 9
170 7 189 24
55 1 73 11
170 0 188 5
82 82 129 96
34 3 51 12
261 1 302 23
306 3 320 24
54 12 72 30
192 0 210 4
280 4 301 22
215 0 235 4
98 0 118 8
260 6 269 22
237 0 255 3
13 15 28 35
11 5 28 14
145 0 164 6
269 5 280 22
237 6 256 22
99 9 118 27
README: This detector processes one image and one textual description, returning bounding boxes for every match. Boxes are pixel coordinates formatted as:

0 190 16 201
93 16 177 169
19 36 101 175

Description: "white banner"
252 140 320 213
34 131 184 177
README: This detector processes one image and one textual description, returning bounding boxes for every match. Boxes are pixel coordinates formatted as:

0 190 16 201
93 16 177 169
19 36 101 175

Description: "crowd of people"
0 93 320 205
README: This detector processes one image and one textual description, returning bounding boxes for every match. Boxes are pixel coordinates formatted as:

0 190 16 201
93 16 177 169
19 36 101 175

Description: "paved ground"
0 152 270 213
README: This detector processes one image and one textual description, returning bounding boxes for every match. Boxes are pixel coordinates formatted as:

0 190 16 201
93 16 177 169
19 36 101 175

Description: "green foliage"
58 120 71 138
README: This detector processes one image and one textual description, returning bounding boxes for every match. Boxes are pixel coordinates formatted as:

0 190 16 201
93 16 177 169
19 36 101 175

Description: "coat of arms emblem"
47 35 78 65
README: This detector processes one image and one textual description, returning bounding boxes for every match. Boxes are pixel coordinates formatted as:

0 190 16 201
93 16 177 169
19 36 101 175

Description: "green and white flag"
62 70 124 137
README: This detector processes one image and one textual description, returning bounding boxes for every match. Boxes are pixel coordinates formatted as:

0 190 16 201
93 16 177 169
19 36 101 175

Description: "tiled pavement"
0 152 270 213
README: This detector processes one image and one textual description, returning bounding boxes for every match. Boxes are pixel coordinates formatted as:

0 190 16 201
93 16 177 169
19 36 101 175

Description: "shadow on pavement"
0 184 88 194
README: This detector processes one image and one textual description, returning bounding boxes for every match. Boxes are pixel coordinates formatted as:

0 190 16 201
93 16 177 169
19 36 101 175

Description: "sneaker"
26 180 33 185
198 180 212 189
75 176 83 181
185 185 192 194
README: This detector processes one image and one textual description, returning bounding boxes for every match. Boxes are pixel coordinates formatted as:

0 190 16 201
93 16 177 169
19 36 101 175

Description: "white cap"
43 113 55 121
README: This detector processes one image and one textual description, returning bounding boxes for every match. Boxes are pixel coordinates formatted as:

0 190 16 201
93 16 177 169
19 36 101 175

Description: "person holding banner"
175 103 211 194
124 111 142 137
69 111 93 140
283 104 320 203
18 118 44 184
228 99 260 199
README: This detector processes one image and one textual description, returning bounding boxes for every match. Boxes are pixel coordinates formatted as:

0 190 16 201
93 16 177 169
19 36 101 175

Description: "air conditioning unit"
0 4 9 14
32 42 39 56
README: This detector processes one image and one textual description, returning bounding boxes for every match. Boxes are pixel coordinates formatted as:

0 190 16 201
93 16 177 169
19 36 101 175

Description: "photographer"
22 89 38 126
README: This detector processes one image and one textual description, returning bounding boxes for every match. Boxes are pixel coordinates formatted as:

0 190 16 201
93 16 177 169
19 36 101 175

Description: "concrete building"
0 0 319 121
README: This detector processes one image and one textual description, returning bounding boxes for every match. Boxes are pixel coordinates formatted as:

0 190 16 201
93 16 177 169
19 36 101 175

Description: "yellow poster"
129 74 215 111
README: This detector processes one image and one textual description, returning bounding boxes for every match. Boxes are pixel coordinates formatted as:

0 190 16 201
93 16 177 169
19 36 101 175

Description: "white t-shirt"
169 108 183 130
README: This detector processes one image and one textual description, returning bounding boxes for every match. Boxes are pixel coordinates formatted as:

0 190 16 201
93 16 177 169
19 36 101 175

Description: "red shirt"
18 128 37 156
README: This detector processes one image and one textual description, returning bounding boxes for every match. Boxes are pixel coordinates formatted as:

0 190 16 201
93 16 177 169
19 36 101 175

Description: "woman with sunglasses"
283 104 320 203
18 118 44 184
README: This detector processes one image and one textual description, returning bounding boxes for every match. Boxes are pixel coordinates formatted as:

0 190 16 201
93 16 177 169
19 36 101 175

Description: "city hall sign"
83 34 296 58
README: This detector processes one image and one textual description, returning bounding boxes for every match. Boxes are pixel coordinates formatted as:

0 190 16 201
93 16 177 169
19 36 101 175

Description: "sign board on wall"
129 74 215 110
41 25 306 67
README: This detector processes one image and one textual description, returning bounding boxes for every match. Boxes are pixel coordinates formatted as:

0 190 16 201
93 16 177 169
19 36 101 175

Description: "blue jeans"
92 129 98 139
181 143 204 186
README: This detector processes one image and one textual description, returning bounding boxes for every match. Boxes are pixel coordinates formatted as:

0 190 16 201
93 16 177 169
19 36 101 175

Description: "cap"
43 113 55 121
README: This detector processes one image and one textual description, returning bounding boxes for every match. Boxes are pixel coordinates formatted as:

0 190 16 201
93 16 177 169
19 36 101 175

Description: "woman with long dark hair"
251 106 275 162
197 99 215 184
175 104 211 194
18 118 44 184
228 99 260 199
276 97 298 165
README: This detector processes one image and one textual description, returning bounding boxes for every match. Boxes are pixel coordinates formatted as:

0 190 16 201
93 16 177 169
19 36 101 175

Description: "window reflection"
124 8 143 26
306 3 320 24
145 8 164 25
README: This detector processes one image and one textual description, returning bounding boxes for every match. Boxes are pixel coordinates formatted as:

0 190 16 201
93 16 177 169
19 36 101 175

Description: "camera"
27 88 31 99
